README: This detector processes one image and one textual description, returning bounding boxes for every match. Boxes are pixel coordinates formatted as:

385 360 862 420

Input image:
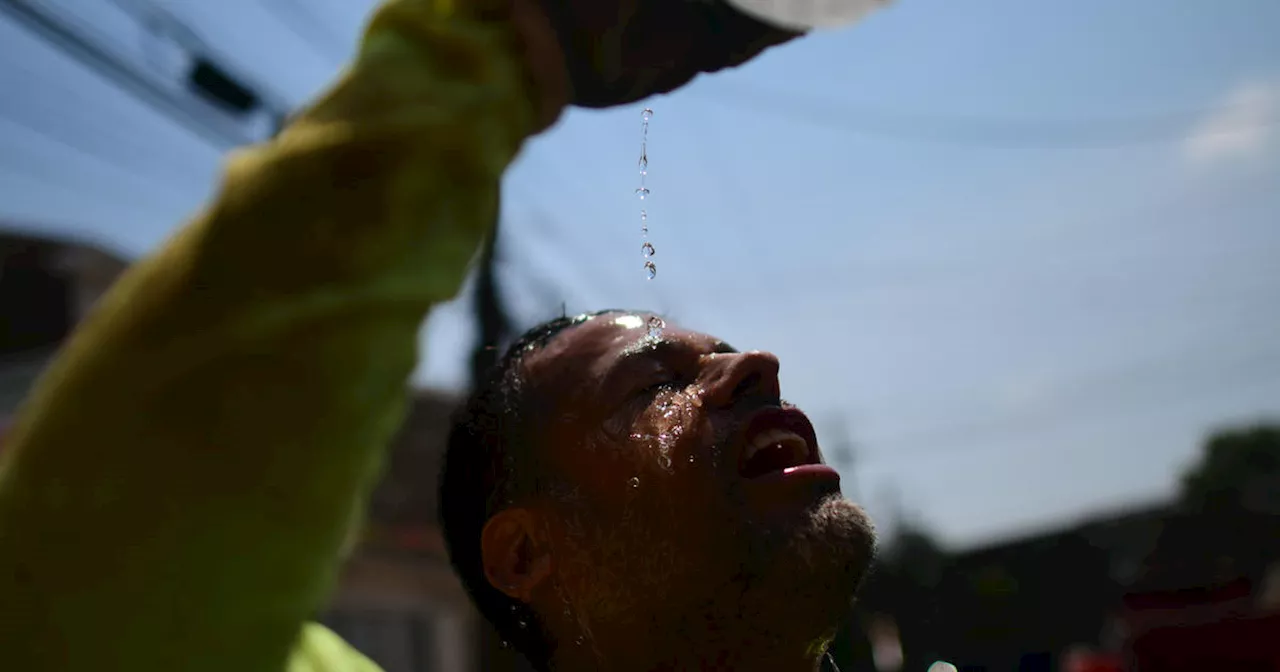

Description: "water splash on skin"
647 388 703 472
657 433 674 470
646 314 664 338
688 388 704 408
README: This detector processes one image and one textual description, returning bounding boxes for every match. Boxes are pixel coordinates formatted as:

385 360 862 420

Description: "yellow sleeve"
0 1 541 670
287 624 385 672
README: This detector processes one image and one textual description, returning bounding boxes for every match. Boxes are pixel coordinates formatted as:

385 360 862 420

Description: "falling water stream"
635 107 665 339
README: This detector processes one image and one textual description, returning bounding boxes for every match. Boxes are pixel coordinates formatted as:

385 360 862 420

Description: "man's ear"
481 508 553 602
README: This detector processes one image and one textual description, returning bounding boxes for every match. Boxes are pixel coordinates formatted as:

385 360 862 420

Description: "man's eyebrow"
603 338 738 392
597 340 669 394
617 338 737 363
617 337 679 362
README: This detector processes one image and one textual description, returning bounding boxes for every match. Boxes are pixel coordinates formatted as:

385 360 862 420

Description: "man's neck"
555 642 828 672
553 609 837 672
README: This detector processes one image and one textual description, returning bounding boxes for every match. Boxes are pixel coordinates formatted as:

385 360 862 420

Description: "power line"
695 83 1280 149
103 0 292 117
0 112 209 198
502 178 661 309
0 0 247 149
859 349 1280 465
258 0 351 65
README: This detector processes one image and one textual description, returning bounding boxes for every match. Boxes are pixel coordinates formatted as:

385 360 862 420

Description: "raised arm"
0 1 563 669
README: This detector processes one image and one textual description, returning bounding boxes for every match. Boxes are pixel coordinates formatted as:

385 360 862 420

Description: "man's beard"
555 489 877 649
740 493 878 623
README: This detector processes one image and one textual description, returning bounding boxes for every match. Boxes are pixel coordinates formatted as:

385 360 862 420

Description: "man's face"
519 312 875 639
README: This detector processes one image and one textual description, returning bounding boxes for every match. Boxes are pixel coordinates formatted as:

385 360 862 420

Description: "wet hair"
438 309 623 667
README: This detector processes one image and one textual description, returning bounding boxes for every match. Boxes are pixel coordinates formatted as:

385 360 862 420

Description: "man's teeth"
744 428 809 463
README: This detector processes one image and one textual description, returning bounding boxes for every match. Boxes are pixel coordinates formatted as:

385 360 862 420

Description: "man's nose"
700 350 782 408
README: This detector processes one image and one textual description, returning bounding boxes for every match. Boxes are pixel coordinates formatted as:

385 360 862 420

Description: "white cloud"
1183 81 1278 163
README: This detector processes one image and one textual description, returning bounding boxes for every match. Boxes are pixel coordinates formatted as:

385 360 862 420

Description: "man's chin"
755 494 877 618
796 495 876 581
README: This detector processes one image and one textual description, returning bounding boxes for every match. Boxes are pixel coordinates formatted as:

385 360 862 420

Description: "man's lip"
746 464 841 488
735 406 821 476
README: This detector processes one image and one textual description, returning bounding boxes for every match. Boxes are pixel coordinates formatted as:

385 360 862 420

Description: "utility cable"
0 0 247 149
695 83 1280 149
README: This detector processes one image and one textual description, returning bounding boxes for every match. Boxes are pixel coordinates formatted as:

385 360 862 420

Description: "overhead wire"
694 82 1280 149
859 346 1280 465
257 0 352 66
0 112 209 196
0 0 247 149
101 0 292 118
503 157 652 310
0 47 219 187
498 192 617 318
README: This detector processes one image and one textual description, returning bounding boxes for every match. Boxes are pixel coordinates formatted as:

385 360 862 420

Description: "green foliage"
1180 423 1280 515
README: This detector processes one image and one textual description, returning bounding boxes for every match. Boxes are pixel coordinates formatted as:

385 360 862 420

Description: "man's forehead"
531 312 672 367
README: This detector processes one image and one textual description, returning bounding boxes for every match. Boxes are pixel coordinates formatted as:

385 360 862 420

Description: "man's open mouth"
737 407 820 479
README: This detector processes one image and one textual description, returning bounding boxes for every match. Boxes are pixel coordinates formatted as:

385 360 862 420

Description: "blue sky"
3 0 1279 548
432 0 1280 546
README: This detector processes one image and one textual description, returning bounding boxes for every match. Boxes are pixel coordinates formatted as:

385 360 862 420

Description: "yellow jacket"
0 1 537 669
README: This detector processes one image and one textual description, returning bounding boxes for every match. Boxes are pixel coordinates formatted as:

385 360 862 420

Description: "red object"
1063 652 1123 672
1120 577 1280 671
1129 613 1280 671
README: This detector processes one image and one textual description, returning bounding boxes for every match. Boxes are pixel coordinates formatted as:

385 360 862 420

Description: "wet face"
516 312 876 652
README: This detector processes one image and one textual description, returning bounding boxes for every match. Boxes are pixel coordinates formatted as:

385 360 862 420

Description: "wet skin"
525 312 843 521
485 311 876 670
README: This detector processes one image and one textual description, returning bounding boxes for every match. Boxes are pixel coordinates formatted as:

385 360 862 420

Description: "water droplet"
629 476 640 489
688 454 696 463
647 315 664 338
634 108 660 288
659 455 673 469
518 619 528 629
500 640 512 649
575 635 586 646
